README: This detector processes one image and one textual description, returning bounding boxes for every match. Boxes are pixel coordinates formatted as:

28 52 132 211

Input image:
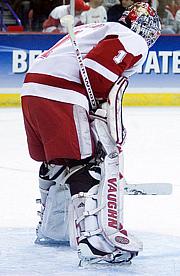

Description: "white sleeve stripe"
21 83 89 111
83 58 118 82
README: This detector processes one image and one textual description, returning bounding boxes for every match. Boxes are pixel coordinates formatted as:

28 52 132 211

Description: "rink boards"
1 91 180 107
0 33 180 106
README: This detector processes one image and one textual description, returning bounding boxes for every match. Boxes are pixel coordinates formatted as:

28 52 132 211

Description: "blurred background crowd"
0 0 180 34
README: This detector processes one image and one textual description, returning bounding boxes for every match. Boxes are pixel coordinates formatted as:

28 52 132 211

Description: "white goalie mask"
119 2 161 48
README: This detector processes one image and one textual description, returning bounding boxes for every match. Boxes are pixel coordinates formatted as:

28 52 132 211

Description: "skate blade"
78 257 132 268
34 237 70 247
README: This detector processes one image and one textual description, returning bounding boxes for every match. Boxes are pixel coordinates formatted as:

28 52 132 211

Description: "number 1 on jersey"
113 50 127 64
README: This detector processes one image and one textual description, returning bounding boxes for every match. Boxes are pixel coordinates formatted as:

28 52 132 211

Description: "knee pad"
65 162 101 195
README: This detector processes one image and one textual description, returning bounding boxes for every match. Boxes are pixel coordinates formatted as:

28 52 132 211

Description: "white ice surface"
0 107 180 275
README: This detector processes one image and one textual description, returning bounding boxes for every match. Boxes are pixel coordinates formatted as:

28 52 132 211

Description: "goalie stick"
60 15 97 111
124 182 172 195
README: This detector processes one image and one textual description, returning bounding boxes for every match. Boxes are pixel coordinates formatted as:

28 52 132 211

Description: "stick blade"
124 183 173 195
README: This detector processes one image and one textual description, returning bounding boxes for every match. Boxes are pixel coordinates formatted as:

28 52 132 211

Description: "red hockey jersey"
21 22 148 111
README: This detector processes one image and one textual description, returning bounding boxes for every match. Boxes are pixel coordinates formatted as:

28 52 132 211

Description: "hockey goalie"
21 3 161 265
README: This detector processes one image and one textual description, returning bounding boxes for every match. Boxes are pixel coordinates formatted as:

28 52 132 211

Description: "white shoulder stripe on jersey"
83 58 118 82
21 83 89 111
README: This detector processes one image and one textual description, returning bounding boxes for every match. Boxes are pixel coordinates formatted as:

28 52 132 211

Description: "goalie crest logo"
115 235 130 245
108 151 119 159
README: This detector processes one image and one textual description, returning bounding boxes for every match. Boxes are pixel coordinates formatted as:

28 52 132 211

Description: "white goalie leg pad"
92 115 142 253
91 112 125 225
97 155 142 252
68 118 142 262
40 182 71 241
36 163 71 242
102 76 128 145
